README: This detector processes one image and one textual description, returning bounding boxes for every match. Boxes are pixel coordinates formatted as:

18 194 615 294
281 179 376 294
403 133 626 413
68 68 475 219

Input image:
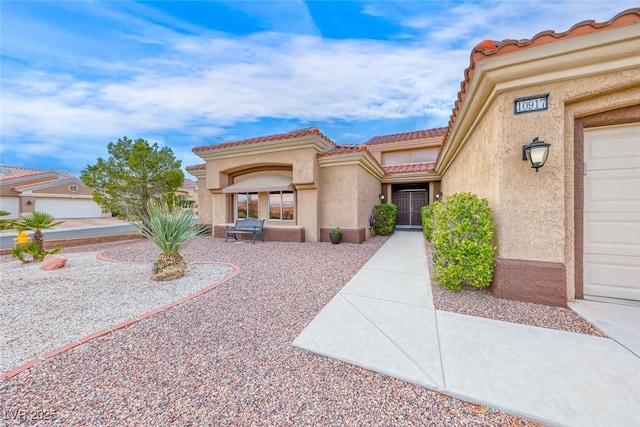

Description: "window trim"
236 192 259 219
268 191 295 221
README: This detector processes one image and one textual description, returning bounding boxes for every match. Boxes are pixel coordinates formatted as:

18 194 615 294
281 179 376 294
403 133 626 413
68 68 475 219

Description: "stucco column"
296 187 319 242
210 190 228 225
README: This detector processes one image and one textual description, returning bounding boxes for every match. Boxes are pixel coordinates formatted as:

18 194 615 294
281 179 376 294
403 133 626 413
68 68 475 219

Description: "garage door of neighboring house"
0 197 20 219
395 190 427 228
35 198 102 219
583 123 640 301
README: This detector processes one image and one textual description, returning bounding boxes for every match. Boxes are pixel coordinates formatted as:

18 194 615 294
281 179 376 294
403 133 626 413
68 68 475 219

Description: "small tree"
81 137 184 219
432 193 496 291
12 212 62 262
132 199 206 281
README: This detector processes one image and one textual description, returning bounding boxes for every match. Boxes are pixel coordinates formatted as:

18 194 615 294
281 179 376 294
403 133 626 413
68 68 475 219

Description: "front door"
394 190 428 228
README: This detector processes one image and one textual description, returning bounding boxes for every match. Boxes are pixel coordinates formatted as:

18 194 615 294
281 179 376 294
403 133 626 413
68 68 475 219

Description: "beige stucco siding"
444 69 639 262
319 164 358 229
441 100 502 244
356 166 382 239
441 55 640 302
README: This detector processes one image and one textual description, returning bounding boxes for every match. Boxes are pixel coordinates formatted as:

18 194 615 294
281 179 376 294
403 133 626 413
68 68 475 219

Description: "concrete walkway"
293 231 640 427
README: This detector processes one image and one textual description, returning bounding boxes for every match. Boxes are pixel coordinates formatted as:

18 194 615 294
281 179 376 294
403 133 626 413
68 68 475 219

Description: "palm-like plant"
133 199 206 281
14 211 63 253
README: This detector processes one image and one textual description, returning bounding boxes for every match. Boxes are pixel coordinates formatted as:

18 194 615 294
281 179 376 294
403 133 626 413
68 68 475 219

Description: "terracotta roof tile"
383 163 436 174
0 165 64 181
363 128 447 146
11 178 61 191
317 145 384 170
185 164 206 172
192 127 336 153
441 8 640 157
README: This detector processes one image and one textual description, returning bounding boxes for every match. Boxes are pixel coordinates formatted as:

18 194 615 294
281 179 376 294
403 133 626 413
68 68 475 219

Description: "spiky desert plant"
14 211 63 253
133 199 207 281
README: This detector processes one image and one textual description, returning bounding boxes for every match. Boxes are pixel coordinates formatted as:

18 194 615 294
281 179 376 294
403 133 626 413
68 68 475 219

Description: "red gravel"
425 242 605 337
0 237 541 426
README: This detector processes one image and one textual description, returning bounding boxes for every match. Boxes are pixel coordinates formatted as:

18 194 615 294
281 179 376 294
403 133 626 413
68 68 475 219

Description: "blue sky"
1 1 637 178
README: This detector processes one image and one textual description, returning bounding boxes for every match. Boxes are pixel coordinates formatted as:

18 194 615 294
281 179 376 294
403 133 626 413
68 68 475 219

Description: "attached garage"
35 198 103 219
0 197 19 219
583 123 640 301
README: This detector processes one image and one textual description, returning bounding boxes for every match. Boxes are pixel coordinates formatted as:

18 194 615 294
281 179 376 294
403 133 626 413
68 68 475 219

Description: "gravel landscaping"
425 242 606 337
0 253 235 373
0 235 557 425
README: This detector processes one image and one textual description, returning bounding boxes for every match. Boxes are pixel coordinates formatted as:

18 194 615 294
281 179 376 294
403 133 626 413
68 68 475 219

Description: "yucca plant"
133 199 207 281
13 211 63 254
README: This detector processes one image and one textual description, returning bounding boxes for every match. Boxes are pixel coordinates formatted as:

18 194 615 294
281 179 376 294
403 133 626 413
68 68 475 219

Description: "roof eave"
436 22 640 175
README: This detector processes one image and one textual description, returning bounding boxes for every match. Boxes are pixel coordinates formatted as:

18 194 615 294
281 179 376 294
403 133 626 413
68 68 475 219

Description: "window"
269 191 295 221
177 194 186 200
236 193 259 219
382 151 410 165
412 149 438 162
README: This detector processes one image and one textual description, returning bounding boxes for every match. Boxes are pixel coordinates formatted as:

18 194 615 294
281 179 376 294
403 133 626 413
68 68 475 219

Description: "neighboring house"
189 8 639 306
175 178 199 215
0 166 104 219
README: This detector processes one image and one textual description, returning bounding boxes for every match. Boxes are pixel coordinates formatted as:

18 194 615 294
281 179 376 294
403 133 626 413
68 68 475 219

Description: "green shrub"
374 204 397 235
12 242 61 263
432 193 496 291
421 204 436 240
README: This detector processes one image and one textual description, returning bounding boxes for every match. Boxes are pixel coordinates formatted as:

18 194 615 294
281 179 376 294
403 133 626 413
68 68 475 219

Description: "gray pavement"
293 231 640 427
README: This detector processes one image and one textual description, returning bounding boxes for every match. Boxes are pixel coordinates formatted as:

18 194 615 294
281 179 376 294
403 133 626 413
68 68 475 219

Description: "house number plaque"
514 93 549 115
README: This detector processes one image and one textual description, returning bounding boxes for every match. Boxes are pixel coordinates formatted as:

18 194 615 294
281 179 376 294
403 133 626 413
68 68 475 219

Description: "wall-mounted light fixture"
522 137 551 172
435 192 443 201
379 193 385 201
26 201 32 206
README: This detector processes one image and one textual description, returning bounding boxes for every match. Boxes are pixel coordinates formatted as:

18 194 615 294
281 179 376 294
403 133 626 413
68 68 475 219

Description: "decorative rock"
41 254 67 270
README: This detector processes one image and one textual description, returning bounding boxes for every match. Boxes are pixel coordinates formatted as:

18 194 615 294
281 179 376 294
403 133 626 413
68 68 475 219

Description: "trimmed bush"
374 204 397 236
421 204 436 240
432 193 496 291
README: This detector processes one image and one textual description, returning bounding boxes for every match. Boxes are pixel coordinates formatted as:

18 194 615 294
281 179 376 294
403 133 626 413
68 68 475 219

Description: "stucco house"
0 166 104 219
188 8 639 306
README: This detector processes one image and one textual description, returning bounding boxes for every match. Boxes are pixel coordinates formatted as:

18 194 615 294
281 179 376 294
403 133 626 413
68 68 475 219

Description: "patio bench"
225 218 265 244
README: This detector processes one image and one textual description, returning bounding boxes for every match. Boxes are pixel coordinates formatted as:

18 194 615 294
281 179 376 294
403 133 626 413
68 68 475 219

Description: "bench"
225 218 265 244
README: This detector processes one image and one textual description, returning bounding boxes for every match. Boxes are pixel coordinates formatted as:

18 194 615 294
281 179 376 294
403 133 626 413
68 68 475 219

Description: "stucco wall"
441 100 501 239
356 166 382 239
319 164 359 229
195 176 212 225
441 65 640 302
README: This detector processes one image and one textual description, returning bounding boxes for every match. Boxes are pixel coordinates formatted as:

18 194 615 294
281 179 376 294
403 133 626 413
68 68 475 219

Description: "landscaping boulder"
41 254 67 270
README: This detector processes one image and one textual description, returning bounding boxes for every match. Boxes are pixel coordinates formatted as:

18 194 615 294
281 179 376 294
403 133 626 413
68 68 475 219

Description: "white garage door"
0 197 20 219
35 198 103 219
584 122 640 301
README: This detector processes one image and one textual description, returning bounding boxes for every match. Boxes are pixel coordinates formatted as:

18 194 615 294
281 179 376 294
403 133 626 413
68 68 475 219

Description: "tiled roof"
363 128 447 146
182 178 198 189
185 164 206 172
317 144 385 170
192 127 337 153
11 178 61 191
442 8 640 155
0 165 68 181
316 145 364 157
383 163 436 175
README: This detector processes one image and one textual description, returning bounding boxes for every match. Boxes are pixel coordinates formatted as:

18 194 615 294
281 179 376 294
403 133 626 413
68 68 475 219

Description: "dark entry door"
411 191 427 225
394 190 427 227
396 192 410 225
